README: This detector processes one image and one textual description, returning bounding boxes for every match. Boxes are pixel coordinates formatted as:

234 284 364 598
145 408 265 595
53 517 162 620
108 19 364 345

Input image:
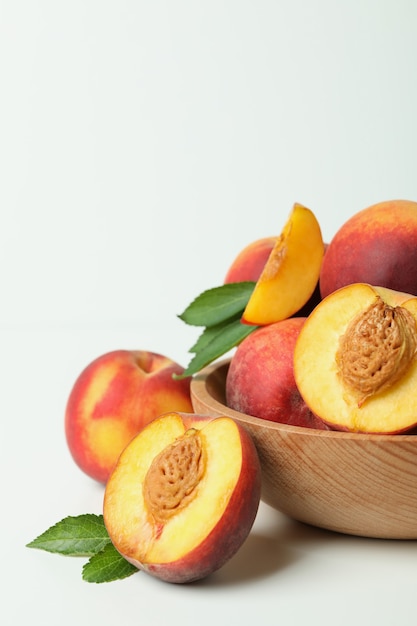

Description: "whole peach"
65 350 193 483
320 199 417 299
225 318 328 429
224 236 276 284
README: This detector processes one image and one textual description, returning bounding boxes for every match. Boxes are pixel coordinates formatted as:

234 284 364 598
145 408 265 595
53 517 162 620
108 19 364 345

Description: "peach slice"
103 412 261 583
242 203 325 325
294 283 417 433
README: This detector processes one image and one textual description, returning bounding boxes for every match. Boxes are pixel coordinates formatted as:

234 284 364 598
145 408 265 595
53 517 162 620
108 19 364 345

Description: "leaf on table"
82 542 138 584
26 514 111 557
27 513 139 584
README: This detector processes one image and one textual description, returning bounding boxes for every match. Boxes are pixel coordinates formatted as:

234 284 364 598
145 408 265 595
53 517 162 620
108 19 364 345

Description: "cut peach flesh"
294 283 417 433
242 203 325 325
103 413 243 564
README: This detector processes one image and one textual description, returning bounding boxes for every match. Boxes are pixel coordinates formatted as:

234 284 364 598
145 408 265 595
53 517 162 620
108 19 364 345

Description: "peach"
292 277 322 318
103 411 261 584
242 203 325 325
224 236 276 284
225 234 327 318
294 282 417 433
65 350 193 484
320 199 417 299
225 318 328 429
293 243 328 317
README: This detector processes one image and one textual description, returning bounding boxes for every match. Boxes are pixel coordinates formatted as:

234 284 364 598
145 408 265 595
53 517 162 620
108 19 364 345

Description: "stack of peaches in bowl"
190 200 417 540
55 200 417 586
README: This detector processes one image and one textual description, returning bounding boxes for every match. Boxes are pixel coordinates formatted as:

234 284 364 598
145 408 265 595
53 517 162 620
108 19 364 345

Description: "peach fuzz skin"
103 412 261 584
224 236 276 284
320 199 417 299
65 350 193 484
225 318 328 429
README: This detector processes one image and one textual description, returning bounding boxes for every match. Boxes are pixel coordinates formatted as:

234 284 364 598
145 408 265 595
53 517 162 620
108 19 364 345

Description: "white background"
2 1 417 625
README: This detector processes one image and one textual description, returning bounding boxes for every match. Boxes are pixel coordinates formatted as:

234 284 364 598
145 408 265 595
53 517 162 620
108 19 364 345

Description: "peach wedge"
103 412 261 583
294 283 417 433
242 203 325 325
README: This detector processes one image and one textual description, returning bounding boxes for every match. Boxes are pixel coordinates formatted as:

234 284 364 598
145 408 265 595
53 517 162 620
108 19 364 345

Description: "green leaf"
26 514 111 557
188 314 242 353
176 317 257 378
82 543 138 583
27 514 139 584
178 282 255 327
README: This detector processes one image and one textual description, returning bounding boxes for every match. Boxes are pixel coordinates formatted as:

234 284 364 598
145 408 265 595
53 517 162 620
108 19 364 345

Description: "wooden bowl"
191 359 417 539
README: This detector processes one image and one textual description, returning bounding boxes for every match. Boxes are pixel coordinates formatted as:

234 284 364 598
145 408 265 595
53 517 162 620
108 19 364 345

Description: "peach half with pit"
294 283 417 433
226 318 328 429
320 199 417 299
242 203 325 325
65 350 193 484
103 411 261 584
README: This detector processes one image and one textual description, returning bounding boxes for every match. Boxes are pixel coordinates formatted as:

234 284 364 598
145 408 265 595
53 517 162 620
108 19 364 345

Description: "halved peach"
242 203 325 325
103 412 261 583
294 283 417 433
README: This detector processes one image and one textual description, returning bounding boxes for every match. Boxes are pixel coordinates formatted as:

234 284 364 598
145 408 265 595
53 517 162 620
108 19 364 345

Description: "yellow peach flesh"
103 414 182 559
104 414 242 564
147 418 241 562
294 283 417 433
242 203 325 325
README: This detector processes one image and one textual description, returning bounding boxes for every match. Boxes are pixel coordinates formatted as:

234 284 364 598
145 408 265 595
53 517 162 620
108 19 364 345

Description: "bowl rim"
191 358 417 442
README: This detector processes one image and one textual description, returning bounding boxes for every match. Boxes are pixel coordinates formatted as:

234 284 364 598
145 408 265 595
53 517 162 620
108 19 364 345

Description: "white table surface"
2 2 417 625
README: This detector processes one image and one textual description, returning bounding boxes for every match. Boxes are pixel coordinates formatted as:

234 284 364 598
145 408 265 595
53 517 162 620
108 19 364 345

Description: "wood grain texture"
191 360 417 539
